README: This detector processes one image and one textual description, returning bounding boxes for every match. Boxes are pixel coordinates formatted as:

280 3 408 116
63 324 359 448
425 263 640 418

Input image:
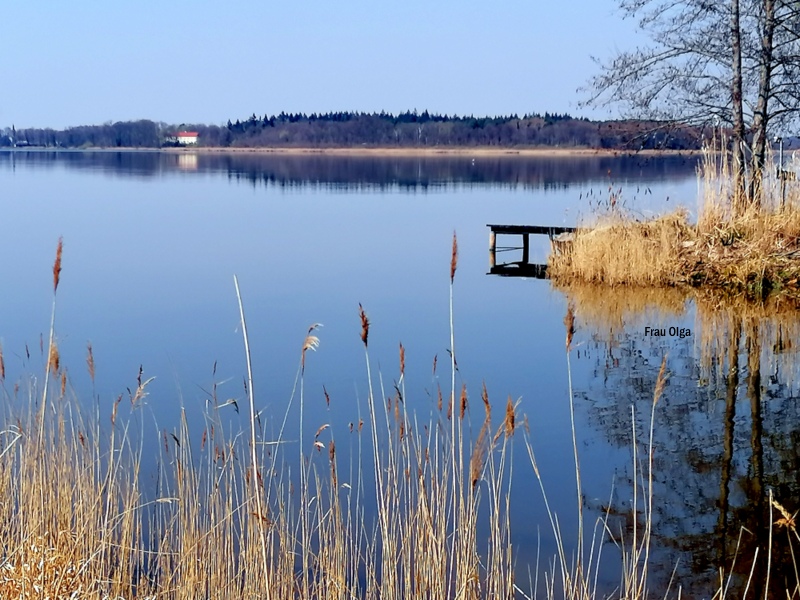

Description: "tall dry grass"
548 210 693 286
6 235 797 599
549 139 800 297
0 237 521 599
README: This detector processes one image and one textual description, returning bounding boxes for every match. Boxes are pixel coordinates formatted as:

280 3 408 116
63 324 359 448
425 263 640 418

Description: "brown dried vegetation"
549 143 800 299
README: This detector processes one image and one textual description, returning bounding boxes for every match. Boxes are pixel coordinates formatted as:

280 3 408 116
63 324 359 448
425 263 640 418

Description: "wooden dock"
487 223 577 278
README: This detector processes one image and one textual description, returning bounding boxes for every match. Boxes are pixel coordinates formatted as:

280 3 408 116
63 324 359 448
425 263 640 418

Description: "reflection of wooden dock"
487 223 577 278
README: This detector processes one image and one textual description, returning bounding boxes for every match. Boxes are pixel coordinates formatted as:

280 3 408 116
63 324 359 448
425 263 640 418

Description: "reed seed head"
470 418 490 489
481 382 490 421
504 396 516 438
469 442 484 489
771 496 797 531
112 395 122 427
48 341 60 375
437 384 443 412
86 342 95 383
399 343 405 377
450 231 459 283
564 303 576 351
0 342 4 382
459 384 468 420
323 385 330 407
303 334 321 354
301 323 321 370
358 304 370 348
329 441 337 487
53 237 63 294
653 354 668 407
60 370 67 398
432 354 438 376
314 423 330 439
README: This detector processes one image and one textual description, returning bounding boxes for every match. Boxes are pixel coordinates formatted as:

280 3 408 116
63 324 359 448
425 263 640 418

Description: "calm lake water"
2 149 796 596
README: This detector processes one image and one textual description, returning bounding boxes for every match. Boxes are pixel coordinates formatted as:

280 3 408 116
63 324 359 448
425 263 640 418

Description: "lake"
1 149 795 597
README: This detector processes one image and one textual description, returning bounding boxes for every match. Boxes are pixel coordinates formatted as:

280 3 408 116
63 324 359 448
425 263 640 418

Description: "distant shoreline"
1 146 700 158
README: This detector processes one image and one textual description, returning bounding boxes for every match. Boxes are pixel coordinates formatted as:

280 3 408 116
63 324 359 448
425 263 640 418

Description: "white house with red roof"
175 131 199 145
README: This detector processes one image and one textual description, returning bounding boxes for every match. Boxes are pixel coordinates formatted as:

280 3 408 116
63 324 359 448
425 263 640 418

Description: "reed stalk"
233 274 271 598
39 237 63 443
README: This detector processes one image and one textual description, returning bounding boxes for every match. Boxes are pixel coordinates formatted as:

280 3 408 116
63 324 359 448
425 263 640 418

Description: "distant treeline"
0 111 706 150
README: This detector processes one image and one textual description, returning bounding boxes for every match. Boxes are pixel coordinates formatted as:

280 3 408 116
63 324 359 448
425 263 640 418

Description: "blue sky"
1 1 641 129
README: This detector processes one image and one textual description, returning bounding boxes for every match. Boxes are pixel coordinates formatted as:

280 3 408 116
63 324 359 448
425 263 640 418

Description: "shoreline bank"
547 209 800 299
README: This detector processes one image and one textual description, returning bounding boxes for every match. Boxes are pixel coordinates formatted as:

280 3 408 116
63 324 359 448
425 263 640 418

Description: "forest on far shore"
0 110 707 151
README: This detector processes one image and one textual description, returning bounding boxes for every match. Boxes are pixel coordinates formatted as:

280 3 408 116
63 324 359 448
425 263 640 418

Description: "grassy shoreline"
548 144 800 299
549 210 800 297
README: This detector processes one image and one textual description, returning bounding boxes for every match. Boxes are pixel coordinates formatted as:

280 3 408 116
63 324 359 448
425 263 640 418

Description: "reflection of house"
177 131 199 145
177 153 198 171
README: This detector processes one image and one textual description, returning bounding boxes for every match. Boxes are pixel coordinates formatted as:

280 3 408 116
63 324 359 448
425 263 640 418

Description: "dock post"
489 231 496 268
521 233 529 264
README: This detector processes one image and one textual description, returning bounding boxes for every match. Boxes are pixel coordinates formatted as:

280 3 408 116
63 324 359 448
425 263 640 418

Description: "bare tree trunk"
731 0 747 215
749 0 777 208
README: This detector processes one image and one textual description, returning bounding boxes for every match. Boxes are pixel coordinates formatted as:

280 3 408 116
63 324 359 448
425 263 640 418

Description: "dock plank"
487 224 576 236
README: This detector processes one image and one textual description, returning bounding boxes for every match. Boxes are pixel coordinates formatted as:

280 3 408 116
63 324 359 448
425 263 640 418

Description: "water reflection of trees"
0 150 699 190
0 149 167 178
564 285 800 598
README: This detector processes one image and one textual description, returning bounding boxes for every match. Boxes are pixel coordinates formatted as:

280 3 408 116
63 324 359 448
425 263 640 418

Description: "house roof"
176 131 199 137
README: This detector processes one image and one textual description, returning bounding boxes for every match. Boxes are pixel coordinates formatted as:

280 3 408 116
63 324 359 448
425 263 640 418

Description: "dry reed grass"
548 211 694 286
0 236 526 599
549 139 800 298
7 230 797 600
